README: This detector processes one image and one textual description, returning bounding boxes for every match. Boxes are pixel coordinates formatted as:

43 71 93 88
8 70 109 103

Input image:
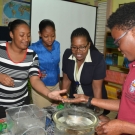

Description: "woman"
29 19 60 108
62 27 109 114
0 19 66 118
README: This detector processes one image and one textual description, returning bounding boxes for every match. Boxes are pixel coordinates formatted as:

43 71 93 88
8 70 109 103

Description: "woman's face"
71 36 90 62
10 24 31 50
39 26 55 47
111 27 135 61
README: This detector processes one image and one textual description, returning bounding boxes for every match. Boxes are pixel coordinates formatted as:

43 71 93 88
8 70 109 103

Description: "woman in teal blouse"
29 19 60 108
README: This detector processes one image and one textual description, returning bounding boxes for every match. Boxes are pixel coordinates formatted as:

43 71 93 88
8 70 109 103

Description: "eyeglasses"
71 44 88 51
114 28 132 47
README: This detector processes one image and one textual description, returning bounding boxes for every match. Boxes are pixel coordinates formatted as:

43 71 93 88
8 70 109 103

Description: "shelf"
106 65 129 70
106 47 118 50
104 69 128 85
104 80 124 85
105 33 129 87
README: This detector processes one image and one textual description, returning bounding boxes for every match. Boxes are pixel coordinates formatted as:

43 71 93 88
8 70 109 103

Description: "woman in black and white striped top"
0 19 66 118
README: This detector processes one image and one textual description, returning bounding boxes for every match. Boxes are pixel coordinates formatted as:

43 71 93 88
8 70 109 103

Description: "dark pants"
0 95 30 119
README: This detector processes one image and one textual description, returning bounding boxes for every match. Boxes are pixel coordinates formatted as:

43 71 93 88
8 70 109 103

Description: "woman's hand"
95 119 123 135
0 73 14 87
98 115 110 123
47 89 67 101
40 71 47 79
63 94 89 103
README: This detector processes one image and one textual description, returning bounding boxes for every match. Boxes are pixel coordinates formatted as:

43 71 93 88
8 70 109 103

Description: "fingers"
63 98 79 103
73 94 78 98
41 74 47 78
98 115 110 123
48 90 66 101
59 89 67 94
3 77 14 87
40 71 47 78
95 125 105 135
0 119 5 123
57 96 63 101
9 79 14 87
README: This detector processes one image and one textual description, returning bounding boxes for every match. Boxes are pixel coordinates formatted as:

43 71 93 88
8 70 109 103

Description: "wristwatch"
86 97 93 108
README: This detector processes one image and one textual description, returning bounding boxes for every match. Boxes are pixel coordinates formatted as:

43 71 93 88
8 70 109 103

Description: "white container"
6 104 47 135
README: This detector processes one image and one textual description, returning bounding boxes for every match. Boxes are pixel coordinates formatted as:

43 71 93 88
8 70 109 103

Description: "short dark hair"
70 27 97 51
8 19 28 33
107 2 135 30
39 19 55 33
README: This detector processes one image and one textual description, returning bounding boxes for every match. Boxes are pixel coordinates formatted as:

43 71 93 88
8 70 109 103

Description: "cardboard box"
104 70 127 85
105 84 121 99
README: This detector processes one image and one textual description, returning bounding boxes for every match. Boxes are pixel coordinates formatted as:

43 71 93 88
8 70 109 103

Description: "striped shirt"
0 43 40 107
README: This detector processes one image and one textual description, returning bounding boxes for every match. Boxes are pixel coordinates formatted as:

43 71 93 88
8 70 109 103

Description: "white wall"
31 0 97 76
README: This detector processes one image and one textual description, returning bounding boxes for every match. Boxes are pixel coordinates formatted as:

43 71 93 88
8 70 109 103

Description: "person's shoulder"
29 40 42 48
54 40 60 46
27 48 37 56
27 49 38 60
90 47 104 61
64 48 72 56
0 42 6 47
27 48 36 53
0 42 7 50
91 48 103 56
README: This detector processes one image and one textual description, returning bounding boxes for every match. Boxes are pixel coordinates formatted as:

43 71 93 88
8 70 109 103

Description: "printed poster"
2 0 30 26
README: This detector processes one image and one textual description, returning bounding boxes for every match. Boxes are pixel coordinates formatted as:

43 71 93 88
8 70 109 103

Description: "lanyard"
74 60 85 94
75 63 80 93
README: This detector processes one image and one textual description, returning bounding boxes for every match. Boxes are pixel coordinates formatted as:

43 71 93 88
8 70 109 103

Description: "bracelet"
86 97 93 108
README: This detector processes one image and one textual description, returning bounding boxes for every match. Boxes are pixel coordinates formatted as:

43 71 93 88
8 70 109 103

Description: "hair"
107 2 135 30
71 27 97 50
8 19 28 33
39 19 55 33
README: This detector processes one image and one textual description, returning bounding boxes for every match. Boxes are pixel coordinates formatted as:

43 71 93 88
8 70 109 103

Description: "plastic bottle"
0 123 7 132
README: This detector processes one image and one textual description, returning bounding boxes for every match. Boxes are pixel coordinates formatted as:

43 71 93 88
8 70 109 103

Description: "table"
0 105 97 135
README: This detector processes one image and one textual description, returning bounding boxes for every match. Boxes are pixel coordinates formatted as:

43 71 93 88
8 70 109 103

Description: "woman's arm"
96 119 135 135
30 75 67 100
64 94 120 111
30 76 50 96
92 79 103 99
91 98 120 111
61 73 71 91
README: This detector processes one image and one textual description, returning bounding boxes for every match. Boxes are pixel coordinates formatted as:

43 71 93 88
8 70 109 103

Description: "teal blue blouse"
29 39 60 86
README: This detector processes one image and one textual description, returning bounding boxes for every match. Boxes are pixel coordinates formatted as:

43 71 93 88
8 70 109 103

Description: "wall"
76 0 94 5
2 0 135 26
112 0 135 12
0 0 109 25
75 0 107 6
0 0 3 25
